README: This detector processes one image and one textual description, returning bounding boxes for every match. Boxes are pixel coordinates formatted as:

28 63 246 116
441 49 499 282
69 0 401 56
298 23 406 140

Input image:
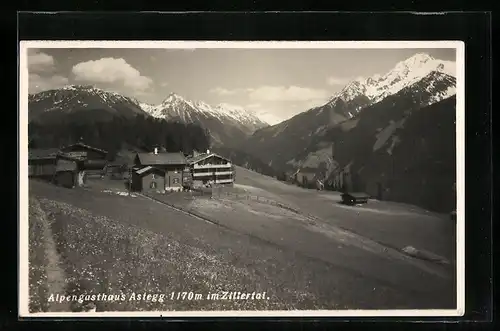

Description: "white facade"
189 153 234 185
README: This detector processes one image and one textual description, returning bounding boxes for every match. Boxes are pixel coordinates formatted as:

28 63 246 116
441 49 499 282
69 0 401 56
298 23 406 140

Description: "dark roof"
342 192 370 199
62 142 108 155
58 152 86 162
28 148 60 160
187 152 230 165
107 163 126 168
135 152 187 166
56 159 78 172
134 166 165 176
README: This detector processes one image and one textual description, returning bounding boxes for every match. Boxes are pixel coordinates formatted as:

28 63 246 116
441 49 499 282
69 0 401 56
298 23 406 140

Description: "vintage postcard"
18 40 465 317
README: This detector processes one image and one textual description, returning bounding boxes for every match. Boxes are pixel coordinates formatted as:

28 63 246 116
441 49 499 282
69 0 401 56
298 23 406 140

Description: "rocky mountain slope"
28 85 148 124
308 93 456 212
138 93 268 147
28 86 268 147
241 53 456 173
332 52 455 106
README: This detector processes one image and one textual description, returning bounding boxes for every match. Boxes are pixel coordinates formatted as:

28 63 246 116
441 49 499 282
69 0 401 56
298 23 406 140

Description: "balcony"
193 163 232 169
193 171 233 177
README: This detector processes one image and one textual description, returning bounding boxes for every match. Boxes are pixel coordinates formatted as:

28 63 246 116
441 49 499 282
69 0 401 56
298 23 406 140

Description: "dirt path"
30 197 71 312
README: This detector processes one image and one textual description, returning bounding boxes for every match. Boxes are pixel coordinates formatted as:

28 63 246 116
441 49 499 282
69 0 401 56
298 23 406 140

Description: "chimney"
154 147 158 155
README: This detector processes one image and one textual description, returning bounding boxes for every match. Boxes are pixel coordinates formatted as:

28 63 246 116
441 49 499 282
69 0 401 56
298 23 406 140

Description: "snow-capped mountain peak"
137 93 269 133
331 52 456 105
29 84 141 110
161 92 186 105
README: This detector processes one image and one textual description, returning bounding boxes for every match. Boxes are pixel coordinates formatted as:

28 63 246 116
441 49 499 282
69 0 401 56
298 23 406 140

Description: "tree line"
28 114 211 160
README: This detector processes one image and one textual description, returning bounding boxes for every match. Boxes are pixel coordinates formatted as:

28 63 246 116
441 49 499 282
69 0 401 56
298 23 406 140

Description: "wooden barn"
28 148 60 179
60 142 108 160
55 153 86 188
133 148 188 192
55 158 79 188
105 163 128 180
341 192 370 206
29 148 86 188
60 142 108 177
187 150 234 186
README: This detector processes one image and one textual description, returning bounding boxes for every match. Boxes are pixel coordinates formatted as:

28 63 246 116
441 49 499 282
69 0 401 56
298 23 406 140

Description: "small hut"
341 192 370 206
55 159 79 188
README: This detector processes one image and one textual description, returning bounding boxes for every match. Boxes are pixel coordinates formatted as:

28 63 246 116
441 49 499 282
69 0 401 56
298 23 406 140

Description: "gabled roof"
135 152 187 166
62 142 108 155
187 152 230 165
342 192 370 199
134 166 165 176
28 148 60 160
58 152 86 162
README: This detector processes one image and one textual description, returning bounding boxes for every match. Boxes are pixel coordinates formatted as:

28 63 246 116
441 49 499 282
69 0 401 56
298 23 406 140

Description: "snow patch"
329 53 456 106
386 135 401 155
102 189 137 197
139 94 266 128
373 118 406 152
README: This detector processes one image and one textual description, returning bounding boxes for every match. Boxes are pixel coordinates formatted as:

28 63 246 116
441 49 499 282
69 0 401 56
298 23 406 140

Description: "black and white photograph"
19 41 464 317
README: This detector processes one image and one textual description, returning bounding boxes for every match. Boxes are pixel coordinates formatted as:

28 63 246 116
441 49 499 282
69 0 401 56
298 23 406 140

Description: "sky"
27 47 456 125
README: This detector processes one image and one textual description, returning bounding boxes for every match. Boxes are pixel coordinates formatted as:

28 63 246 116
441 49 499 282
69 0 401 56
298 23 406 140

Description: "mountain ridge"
241 53 457 173
28 85 269 148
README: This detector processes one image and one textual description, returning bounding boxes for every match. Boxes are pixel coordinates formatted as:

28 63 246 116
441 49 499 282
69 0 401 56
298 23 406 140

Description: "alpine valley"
239 53 457 212
27 52 458 212
28 84 275 176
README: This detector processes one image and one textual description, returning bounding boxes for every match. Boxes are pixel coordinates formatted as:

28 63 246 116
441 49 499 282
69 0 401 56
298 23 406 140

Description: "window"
173 178 179 184
150 181 157 189
152 174 156 179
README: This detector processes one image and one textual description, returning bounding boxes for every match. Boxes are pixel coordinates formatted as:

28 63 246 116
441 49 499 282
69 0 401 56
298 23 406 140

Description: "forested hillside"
28 114 211 161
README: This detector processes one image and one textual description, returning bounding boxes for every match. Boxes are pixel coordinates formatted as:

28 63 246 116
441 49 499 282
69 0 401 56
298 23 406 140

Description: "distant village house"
60 142 108 176
28 148 87 188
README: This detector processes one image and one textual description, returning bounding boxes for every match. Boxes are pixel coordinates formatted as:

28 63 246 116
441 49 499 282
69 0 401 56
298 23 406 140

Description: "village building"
187 150 234 186
330 165 353 192
28 148 60 178
133 148 189 192
60 142 108 160
104 163 128 180
55 153 87 188
55 157 78 188
341 192 370 205
295 167 318 188
29 148 86 188
131 166 166 193
60 142 108 176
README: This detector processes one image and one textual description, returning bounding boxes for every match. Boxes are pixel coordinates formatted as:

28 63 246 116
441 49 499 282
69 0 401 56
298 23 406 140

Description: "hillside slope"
28 85 147 124
240 54 456 172
319 96 457 212
233 165 456 265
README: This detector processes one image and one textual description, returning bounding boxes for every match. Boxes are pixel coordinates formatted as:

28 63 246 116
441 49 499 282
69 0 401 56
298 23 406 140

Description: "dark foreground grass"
28 180 456 311
37 197 279 312
28 198 50 313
